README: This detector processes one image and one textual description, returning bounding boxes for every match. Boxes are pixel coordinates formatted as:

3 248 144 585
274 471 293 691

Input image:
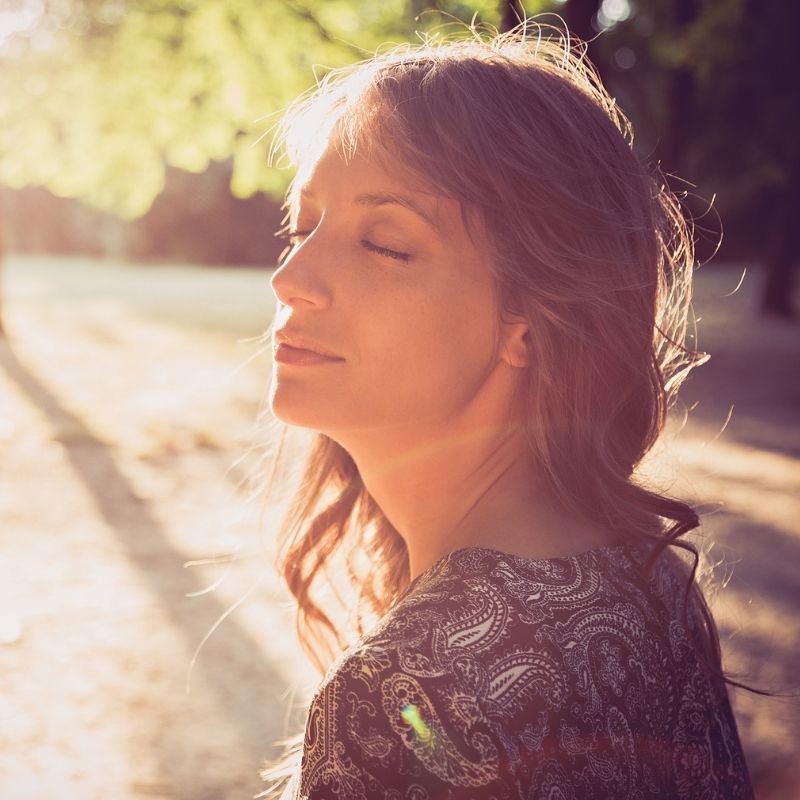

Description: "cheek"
359 286 500 410
269 273 502 433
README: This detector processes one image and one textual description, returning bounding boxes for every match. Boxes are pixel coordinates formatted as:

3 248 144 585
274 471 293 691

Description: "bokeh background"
0 1 797 798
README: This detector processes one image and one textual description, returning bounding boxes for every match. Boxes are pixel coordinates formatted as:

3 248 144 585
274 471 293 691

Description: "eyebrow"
353 192 441 234
298 186 441 235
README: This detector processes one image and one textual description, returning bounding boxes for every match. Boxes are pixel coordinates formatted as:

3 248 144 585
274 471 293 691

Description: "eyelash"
276 229 410 264
360 239 410 262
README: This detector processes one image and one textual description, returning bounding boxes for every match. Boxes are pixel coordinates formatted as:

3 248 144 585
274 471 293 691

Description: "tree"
0 1 550 218
0 0 553 330
560 0 599 48
500 0 526 31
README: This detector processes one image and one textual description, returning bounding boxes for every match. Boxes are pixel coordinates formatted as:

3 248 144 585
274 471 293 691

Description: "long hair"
260 21 726 795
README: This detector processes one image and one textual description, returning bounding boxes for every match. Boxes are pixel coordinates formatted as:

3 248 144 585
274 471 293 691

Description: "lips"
273 329 344 364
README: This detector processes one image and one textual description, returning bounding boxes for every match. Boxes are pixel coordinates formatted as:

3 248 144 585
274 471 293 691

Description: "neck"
332 406 561 581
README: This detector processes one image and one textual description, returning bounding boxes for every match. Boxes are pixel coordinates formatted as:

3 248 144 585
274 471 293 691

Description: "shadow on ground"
0 339 287 798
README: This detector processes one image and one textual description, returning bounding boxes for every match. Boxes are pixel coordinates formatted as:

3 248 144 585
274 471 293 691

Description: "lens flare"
401 703 431 742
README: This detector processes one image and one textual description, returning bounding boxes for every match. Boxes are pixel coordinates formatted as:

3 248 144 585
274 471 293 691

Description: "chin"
270 382 342 431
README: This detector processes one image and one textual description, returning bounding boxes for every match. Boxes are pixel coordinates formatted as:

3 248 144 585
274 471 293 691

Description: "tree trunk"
659 0 699 176
560 0 603 84
560 0 599 47
761 159 800 318
500 0 525 32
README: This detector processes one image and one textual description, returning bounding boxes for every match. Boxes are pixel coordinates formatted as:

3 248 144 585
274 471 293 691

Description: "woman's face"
269 141 523 438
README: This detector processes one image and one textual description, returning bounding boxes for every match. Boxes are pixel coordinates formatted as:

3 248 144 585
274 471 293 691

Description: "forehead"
290 142 482 246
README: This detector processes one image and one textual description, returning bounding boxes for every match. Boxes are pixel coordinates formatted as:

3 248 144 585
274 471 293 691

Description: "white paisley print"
287 543 753 799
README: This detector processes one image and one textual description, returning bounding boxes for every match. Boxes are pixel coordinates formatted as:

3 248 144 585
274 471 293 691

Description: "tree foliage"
589 0 798 259
0 0 544 218
0 0 796 265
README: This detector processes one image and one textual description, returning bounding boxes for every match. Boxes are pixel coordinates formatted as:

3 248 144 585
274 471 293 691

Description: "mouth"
273 331 344 365
274 343 344 366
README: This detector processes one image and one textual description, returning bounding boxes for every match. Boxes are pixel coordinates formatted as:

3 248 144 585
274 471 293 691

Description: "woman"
260 23 753 800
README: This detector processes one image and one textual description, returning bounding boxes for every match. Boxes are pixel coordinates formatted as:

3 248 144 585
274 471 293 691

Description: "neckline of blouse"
398 540 647 605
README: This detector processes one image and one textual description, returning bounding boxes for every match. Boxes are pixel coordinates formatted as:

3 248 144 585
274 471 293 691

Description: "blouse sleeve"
296 645 524 800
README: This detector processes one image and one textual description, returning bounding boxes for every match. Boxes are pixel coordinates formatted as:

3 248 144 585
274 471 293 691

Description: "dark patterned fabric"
283 543 753 799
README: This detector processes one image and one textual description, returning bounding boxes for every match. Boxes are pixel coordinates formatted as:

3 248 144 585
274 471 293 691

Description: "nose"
270 233 333 310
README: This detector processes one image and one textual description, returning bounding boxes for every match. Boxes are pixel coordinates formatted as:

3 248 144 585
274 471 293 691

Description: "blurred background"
0 1 797 798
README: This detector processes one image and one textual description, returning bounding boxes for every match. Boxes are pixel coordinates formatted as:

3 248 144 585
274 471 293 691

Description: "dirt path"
0 256 797 798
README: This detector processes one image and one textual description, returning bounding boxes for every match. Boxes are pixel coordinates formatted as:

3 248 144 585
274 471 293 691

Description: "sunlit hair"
259 20 726 795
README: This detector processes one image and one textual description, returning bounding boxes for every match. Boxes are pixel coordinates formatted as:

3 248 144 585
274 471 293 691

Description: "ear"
499 316 531 368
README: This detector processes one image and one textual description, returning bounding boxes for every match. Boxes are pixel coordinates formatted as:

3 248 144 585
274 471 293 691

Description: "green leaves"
0 1 365 215
0 1 603 218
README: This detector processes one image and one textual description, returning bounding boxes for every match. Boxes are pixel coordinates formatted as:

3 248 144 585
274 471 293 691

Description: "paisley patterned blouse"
282 543 753 799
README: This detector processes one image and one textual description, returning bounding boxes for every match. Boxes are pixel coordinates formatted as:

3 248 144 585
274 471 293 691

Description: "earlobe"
501 322 531 368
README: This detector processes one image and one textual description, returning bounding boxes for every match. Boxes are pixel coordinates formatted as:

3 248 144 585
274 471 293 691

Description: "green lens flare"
401 703 431 741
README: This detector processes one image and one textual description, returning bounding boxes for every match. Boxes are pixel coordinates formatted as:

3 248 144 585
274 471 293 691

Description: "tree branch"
279 0 367 59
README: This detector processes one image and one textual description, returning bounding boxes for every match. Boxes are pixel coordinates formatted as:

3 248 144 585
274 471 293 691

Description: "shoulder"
297 544 752 800
296 545 634 798
298 569 516 799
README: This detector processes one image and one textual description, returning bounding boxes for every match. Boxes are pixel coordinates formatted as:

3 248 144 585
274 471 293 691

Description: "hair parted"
259 20 725 796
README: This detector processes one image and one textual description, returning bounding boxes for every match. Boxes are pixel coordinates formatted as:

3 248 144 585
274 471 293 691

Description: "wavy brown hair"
259 21 729 795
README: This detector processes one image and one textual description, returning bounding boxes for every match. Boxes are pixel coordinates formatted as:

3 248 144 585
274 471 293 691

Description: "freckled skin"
269 145 516 440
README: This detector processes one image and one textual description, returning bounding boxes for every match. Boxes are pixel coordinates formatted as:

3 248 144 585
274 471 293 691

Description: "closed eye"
275 228 312 265
361 239 410 262
275 228 411 265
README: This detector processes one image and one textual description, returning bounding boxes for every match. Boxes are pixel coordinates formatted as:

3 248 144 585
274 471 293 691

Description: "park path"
0 256 797 799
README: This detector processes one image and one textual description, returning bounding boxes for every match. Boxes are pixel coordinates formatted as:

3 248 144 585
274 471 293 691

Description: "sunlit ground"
0 255 797 798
